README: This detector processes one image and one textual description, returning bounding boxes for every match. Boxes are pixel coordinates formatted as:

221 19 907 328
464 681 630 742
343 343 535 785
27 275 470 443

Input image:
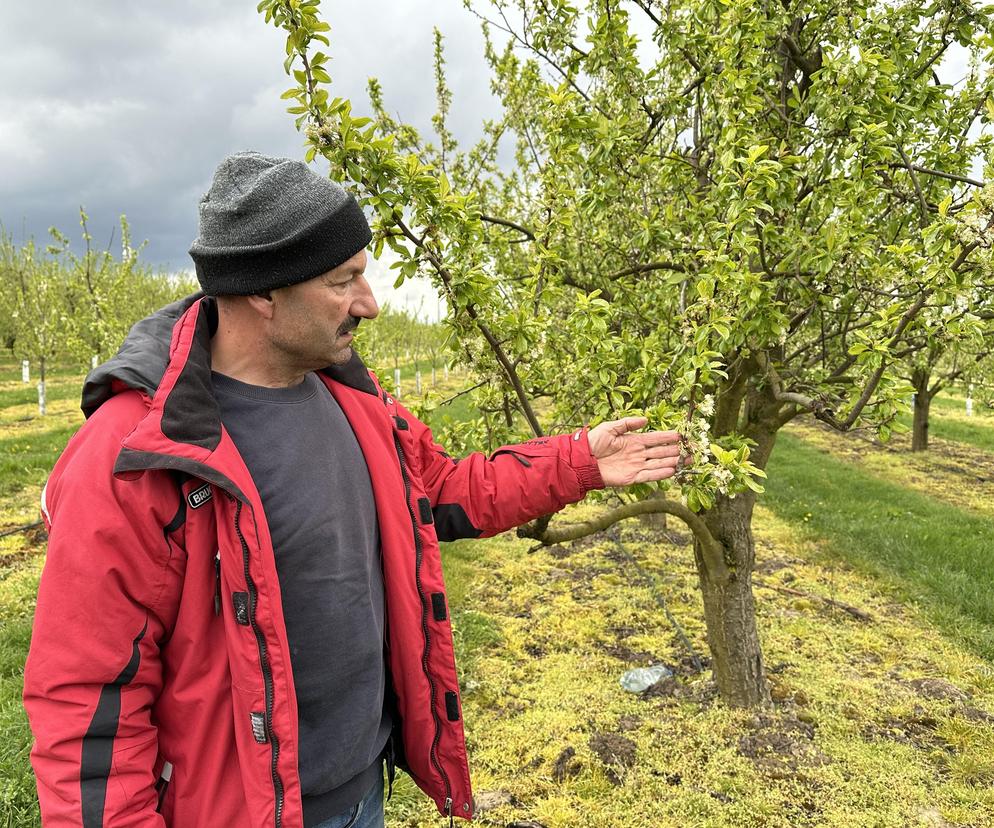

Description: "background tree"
260 0 994 707
903 320 994 451
48 211 197 368
2 236 69 413
1 219 197 408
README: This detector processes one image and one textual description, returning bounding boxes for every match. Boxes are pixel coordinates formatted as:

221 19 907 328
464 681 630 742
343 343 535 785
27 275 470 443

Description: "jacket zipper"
214 551 221 616
391 432 452 809
234 499 285 828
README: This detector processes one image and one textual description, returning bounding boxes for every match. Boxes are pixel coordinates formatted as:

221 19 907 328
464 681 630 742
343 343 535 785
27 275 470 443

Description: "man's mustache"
338 316 360 337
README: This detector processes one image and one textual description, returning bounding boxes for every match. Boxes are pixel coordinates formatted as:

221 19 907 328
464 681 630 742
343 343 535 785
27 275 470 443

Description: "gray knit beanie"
188 151 372 295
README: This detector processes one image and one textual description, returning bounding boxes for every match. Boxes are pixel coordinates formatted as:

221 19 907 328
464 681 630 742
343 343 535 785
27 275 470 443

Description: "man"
23 152 684 828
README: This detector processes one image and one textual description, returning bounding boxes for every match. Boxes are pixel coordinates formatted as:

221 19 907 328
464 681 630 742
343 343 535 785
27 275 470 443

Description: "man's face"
268 249 379 369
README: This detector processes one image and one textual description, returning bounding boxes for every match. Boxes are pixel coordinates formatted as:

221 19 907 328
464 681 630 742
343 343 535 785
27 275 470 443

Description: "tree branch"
756 351 842 428
392 215 545 436
606 260 688 281
891 163 984 189
517 496 731 583
897 145 929 227
478 214 536 241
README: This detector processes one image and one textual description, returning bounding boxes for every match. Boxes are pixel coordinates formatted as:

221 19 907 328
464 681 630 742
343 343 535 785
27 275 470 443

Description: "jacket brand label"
187 484 213 510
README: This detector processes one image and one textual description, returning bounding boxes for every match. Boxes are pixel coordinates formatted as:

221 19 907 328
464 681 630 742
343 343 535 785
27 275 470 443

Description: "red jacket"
23 296 604 827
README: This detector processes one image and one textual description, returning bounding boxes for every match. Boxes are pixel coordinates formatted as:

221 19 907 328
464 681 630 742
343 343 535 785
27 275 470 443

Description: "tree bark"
911 368 931 452
694 490 770 707
638 489 668 530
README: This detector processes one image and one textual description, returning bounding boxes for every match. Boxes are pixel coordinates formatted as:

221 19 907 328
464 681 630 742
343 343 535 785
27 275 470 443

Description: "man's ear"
245 291 275 320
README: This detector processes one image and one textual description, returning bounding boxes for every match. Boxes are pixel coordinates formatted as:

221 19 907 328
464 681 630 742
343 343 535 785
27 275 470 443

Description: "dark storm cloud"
0 0 502 292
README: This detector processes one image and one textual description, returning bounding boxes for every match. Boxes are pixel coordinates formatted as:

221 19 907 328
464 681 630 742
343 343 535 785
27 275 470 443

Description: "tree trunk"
911 368 930 452
694 492 770 707
38 356 47 417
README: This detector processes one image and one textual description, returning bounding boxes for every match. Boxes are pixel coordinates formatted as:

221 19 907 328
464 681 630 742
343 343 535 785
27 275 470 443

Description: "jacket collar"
108 296 379 496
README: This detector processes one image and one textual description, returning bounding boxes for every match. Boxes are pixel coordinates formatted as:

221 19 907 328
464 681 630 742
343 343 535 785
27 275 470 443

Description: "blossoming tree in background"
260 0 994 707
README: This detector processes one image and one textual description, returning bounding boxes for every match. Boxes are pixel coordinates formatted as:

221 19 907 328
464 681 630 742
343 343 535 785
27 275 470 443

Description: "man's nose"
352 275 379 319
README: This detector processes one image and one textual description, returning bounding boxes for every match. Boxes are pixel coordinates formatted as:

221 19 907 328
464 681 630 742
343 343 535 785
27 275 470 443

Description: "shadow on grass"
764 432 994 662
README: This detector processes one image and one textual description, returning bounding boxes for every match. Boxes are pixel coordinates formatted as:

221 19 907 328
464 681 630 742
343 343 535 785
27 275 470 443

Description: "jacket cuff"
567 426 605 492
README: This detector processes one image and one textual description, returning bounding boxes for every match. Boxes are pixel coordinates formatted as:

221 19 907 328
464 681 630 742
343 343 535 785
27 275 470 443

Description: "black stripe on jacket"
80 620 148 827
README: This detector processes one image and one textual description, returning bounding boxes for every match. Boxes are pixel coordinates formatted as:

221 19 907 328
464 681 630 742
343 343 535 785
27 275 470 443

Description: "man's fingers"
644 445 682 460
609 416 649 435
637 457 681 476
639 429 683 446
633 465 679 484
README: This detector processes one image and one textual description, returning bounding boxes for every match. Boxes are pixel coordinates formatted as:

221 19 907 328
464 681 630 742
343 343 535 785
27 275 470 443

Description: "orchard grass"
888 392 994 454
0 360 85 826
930 393 994 418
766 428 994 661
784 418 994 521
385 501 994 828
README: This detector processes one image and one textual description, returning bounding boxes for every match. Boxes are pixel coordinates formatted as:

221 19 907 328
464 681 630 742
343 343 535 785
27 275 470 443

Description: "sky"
0 1 505 318
0 3 978 319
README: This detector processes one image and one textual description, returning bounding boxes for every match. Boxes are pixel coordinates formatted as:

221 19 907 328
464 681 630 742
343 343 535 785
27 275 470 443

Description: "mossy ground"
384 501 994 828
1 358 993 827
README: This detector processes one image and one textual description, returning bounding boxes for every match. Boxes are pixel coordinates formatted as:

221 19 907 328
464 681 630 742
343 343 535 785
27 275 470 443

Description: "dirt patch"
601 642 656 663
602 623 662 663
0 544 45 570
755 556 805 575
862 708 945 751
589 732 637 785
552 746 581 782
673 653 711 677
617 714 642 731
662 529 692 546
955 704 994 724
472 790 515 814
523 642 545 658
904 677 970 702
640 675 686 700
736 713 831 779
637 671 719 708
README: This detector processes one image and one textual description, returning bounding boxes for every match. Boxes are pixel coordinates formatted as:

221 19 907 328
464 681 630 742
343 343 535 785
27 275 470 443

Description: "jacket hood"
80 293 378 419
81 293 204 418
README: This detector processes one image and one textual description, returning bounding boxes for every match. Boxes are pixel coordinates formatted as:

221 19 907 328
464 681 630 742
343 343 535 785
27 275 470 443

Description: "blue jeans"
310 777 384 828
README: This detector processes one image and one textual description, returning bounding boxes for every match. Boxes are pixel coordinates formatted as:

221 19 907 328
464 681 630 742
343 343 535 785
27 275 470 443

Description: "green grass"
925 414 994 453
440 539 503 671
0 425 81 499
0 381 81 412
930 394 992 417
0 617 37 827
894 410 994 453
764 431 994 661
887 392 994 454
